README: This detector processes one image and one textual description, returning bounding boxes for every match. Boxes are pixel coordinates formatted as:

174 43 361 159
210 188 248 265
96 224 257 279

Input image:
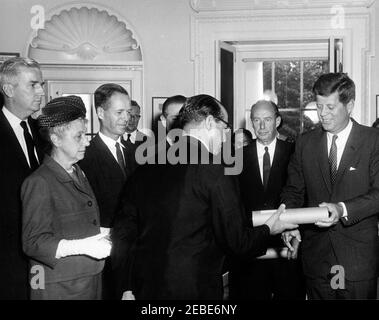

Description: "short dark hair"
94 83 129 110
131 100 140 109
372 118 379 128
313 73 355 105
250 100 280 119
178 94 225 128
162 95 186 117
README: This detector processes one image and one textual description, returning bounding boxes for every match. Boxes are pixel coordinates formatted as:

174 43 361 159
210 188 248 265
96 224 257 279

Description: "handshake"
57 232 112 260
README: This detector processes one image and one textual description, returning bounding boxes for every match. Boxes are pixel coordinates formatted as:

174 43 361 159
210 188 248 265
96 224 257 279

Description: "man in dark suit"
282 73 379 299
229 100 305 300
112 94 298 300
122 100 148 175
79 83 131 299
0 57 45 299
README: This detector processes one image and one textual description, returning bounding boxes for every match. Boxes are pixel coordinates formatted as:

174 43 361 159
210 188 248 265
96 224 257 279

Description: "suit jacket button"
92 219 97 225
88 201 92 207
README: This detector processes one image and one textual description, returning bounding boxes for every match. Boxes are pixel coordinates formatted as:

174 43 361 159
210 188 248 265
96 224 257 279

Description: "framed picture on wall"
152 96 167 128
0 52 19 64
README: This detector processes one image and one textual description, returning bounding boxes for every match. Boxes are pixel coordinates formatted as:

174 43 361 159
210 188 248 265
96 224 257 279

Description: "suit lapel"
93 134 127 178
249 141 264 192
334 121 360 187
266 140 282 192
317 130 332 194
0 110 31 171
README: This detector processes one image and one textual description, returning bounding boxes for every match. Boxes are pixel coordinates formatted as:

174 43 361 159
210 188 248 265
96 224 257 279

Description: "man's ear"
204 115 214 130
160 114 167 128
97 107 104 120
2 83 14 98
346 100 354 115
275 116 282 129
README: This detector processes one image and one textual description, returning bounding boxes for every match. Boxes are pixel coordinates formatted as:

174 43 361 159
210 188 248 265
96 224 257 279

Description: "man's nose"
260 121 265 129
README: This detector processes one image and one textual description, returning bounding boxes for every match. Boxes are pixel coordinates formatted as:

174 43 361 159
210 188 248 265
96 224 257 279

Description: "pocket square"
349 167 356 171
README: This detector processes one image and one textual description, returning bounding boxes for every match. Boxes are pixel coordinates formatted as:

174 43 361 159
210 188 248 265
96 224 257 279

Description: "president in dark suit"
0 57 45 299
229 100 305 300
112 94 298 300
79 83 131 299
281 73 379 299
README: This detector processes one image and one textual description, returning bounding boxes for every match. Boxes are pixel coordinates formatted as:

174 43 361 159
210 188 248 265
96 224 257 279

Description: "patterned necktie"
263 146 271 189
20 121 39 170
115 142 126 177
329 135 338 185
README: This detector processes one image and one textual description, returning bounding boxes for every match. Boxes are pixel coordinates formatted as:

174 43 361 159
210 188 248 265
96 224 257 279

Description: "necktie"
115 142 126 177
263 146 270 189
122 134 133 148
20 121 39 170
329 135 338 185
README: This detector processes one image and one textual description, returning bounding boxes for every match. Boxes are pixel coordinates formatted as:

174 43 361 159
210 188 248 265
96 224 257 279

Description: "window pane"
302 109 321 133
278 110 300 141
302 60 329 107
263 61 272 92
275 61 300 109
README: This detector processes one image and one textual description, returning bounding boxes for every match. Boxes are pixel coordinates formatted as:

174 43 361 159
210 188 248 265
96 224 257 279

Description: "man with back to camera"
79 83 131 299
281 73 379 299
0 57 45 299
112 94 299 299
229 100 305 300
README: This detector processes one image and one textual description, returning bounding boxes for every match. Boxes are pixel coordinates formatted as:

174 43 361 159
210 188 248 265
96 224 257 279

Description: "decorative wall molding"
28 5 142 64
190 0 375 12
190 5 374 125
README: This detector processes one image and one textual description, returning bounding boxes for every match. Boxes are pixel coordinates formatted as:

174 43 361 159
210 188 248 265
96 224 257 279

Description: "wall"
0 0 195 126
0 0 378 126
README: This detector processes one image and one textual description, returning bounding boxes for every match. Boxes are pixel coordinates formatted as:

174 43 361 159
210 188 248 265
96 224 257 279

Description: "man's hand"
122 291 135 300
264 204 299 235
315 202 343 228
282 229 301 259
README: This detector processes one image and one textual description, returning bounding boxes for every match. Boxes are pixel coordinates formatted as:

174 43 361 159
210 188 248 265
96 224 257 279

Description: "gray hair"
0 57 41 90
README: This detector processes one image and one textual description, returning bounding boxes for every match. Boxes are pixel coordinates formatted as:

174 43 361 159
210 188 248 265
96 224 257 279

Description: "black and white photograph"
1 0 379 314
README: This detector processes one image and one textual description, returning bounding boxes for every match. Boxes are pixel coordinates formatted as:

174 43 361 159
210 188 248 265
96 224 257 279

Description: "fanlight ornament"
29 7 140 61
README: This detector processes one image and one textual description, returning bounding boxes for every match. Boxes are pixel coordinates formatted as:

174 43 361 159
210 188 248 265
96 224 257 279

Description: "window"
263 59 329 140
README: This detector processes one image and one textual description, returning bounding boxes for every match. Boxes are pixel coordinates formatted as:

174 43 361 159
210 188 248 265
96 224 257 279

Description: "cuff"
338 202 348 220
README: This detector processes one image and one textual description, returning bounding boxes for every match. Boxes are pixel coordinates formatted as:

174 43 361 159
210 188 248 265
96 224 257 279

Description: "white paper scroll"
252 207 329 227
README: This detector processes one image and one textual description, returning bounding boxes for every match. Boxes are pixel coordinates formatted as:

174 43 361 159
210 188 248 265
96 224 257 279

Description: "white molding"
190 5 373 126
190 0 375 12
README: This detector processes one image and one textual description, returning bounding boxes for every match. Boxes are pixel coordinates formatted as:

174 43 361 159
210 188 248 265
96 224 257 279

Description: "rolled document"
252 207 329 227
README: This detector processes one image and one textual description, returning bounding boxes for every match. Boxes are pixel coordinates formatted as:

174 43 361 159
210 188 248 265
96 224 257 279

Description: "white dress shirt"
98 131 125 162
326 120 353 169
123 130 137 144
256 138 277 184
326 119 353 219
2 106 39 167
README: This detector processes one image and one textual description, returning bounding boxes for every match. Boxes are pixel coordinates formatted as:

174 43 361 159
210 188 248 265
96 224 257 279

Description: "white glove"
122 291 136 300
56 233 112 260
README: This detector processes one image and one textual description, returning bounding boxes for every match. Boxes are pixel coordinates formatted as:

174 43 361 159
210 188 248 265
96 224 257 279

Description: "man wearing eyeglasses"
122 100 148 175
228 100 305 300
112 94 298 300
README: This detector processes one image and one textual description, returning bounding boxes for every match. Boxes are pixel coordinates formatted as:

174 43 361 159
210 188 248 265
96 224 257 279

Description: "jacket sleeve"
280 136 306 209
21 174 61 268
210 172 271 258
343 132 379 226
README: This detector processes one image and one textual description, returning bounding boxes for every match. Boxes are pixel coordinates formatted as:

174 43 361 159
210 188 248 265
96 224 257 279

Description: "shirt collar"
182 132 210 152
123 130 137 144
326 119 353 142
2 106 25 131
256 138 277 153
98 131 124 149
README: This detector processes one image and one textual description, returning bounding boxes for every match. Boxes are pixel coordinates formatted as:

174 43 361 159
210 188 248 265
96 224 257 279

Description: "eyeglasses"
214 116 232 131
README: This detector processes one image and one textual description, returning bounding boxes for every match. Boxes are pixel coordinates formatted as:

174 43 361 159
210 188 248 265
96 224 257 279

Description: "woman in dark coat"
21 96 111 300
